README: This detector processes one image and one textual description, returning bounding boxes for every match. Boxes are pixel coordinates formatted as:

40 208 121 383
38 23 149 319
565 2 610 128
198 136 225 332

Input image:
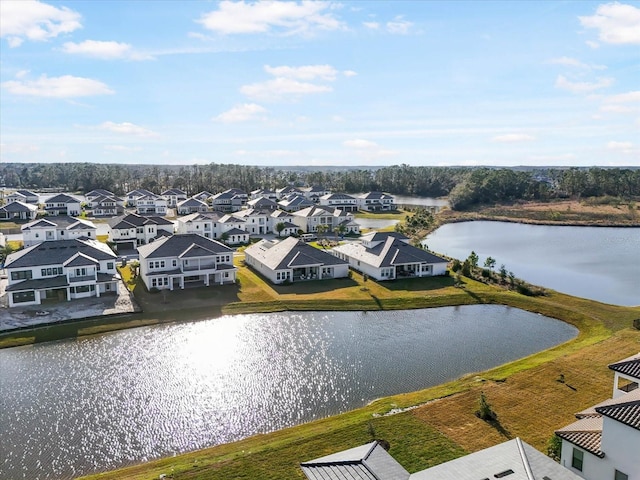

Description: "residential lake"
424 221 640 307
0 305 577 479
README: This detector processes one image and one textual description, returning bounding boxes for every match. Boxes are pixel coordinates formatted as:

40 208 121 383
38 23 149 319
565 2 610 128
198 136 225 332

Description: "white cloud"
197 0 344 36
343 70 357 77
240 64 347 101
214 103 267 122
492 134 536 143
61 40 152 60
386 16 413 35
549 56 606 70
99 122 158 137
343 139 378 148
586 40 600 49
363 21 379 29
607 141 633 149
579 2 640 45
264 64 338 81
600 90 640 113
2 74 114 98
0 0 82 47
555 74 614 94
241 77 331 101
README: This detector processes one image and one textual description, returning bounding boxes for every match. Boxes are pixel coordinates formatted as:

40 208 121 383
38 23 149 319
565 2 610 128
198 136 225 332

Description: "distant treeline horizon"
1 163 638 211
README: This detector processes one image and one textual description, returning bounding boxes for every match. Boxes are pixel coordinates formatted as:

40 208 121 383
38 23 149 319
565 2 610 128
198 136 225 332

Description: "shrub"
451 259 461 272
547 434 562 461
475 392 497 422
633 318 640 330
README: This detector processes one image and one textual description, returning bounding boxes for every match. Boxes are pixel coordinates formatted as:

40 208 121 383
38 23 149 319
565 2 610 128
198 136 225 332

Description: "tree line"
1 163 637 210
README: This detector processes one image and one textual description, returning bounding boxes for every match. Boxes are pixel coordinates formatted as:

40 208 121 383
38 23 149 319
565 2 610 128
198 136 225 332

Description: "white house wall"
600 418 640 479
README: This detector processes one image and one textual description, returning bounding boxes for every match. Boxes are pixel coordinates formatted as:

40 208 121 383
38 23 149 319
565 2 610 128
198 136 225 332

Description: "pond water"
355 218 400 229
424 221 640 306
0 305 577 479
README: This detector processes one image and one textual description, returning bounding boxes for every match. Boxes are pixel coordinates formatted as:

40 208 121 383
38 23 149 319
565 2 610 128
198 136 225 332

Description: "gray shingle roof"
5 239 116 269
138 233 232 259
0 201 38 213
22 216 96 231
45 193 79 204
6 275 69 292
609 352 640 379
108 213 172 229
333 236 447 269
246 236 348 271
177 198 207 208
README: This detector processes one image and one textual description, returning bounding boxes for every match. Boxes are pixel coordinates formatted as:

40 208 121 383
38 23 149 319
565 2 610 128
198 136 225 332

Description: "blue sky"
1 0 639 167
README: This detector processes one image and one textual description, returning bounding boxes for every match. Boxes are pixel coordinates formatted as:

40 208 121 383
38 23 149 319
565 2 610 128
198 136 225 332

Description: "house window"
571 448 583 471
107 262 114 270
12 291 36 303
615 471 628 480
11 270 33 281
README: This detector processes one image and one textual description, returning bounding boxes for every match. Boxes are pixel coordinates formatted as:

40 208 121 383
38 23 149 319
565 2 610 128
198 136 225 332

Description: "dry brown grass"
411 329 640 454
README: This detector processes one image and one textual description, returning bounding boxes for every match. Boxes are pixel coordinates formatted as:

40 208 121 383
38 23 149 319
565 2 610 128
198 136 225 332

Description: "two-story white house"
556 353 640 480
175 212 224 239
271 210 299 237
291 205 337 233
138 234 237 291
44 194 82 216
89 194 124 216
125 188 156 207
319 193 359 212
135 194 167 215
21 216 97 247
4 238 119 307
357 192 396 212
210 189 248 212
161 188 188 208
233 208 273 235
331 232 448 281
107 213 174 251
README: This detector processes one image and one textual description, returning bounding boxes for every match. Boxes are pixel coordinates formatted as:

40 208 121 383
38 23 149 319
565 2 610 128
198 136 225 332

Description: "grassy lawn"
74 264 639 480
354 209 410 220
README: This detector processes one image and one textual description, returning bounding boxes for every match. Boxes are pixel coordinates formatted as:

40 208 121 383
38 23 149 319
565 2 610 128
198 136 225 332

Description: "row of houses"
299 353 640 480
1 187 396 221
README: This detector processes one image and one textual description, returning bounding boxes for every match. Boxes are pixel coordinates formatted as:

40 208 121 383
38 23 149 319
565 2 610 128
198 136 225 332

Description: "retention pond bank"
0 305 577 480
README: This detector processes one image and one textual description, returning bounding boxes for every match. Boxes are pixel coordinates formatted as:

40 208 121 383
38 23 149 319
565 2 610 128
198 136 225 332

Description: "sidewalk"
0 279 141 332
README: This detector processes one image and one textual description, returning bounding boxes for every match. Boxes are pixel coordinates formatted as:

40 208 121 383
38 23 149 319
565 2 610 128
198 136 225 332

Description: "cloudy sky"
1 0 639 167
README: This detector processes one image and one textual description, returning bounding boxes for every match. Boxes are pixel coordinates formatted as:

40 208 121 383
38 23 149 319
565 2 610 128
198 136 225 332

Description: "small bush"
475 392 497 422
547 434 562 461
451 259 461 272
633 318 640 330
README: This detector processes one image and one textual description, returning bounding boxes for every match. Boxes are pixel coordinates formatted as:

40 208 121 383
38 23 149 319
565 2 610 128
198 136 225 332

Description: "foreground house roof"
44 193 79 204
0 201 38 213
301 438 581 480
301 441 409 480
